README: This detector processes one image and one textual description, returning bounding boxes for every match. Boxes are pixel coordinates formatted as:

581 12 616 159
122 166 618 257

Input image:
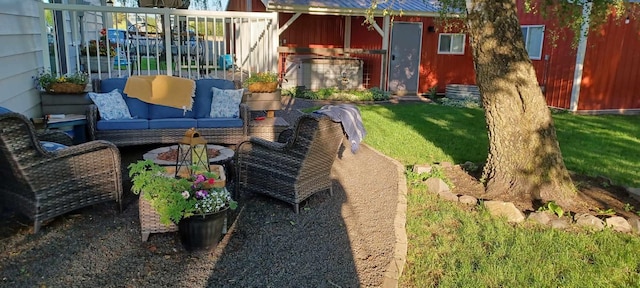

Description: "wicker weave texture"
235 114 344 213
87 104 250 147
0 113 122 233
139 191 178 242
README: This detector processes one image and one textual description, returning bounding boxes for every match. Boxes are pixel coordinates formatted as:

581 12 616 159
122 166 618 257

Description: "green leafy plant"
538 201 564 218
595 208 616 216
34 70 88 91
128 160 237 225
427 86 439 100
623 203 634 212
243 71 278 86
285 87 390 101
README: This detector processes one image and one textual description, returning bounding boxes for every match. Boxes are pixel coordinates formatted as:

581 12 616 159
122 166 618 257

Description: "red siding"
280 14 344 47
517 3 577 109
350 16 383 89
274 0 640 111
579 14 640 111
226 0 266 12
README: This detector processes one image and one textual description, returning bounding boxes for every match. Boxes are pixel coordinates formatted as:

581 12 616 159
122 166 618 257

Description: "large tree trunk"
466 0 578 209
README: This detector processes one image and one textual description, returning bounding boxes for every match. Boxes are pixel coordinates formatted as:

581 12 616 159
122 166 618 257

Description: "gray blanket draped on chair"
314 104 366 153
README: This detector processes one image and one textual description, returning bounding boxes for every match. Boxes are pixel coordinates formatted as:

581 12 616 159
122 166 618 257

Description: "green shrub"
289 87 390 101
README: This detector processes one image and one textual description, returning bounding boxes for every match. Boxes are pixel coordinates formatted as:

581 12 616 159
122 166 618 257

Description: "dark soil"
443 165 640 221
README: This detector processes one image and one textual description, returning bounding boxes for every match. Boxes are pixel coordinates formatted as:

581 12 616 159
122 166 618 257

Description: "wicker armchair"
235 113 344 213
0 112 122 233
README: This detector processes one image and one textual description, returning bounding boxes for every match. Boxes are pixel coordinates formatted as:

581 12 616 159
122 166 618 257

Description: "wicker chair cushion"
89 89 133 120
210 87 243 118
40 141 68 151
0 106 11 114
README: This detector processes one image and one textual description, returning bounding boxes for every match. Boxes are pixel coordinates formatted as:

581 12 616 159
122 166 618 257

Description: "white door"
387 22 422 95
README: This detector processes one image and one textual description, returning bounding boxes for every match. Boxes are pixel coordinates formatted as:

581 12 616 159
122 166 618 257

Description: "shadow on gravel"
0 144 361 287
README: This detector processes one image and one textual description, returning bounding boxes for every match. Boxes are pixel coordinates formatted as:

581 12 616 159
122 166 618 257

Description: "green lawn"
359 103 640 187
357 103 640 287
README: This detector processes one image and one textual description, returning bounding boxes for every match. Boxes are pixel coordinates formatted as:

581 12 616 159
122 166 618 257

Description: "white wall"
0 0 43 117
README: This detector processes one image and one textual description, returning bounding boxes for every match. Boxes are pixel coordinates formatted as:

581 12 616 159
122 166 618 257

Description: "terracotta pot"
46 83 86 94
248 82 278 93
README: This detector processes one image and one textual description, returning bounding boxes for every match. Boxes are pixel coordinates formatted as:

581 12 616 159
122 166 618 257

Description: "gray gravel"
0 98 402 287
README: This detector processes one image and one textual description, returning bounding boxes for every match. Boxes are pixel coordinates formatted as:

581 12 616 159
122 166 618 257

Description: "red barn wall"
579 15 640 111
517 4 577 109
272 1 639 111
226 0 266 12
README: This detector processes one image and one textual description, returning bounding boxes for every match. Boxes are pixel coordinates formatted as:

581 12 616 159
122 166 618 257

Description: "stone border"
364 144 408 288
418 163 640 234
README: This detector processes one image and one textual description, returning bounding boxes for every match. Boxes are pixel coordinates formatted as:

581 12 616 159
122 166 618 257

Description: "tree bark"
465 0 578 208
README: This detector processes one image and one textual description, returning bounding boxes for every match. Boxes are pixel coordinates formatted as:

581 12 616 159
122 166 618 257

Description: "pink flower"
181 191 190 199
194 174 206 184
207 178 215 185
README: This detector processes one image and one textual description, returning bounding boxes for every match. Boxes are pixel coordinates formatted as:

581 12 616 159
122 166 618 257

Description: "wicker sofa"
87 78 249 147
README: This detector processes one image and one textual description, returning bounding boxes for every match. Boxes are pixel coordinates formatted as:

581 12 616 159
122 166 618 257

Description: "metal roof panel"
268 0 442 14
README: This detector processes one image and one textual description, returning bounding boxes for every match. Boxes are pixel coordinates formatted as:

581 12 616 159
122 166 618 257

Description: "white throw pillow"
89 89 133 120
210 87 244 118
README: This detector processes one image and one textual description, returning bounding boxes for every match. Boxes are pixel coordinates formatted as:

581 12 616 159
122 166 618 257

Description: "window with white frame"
521 25 544 60
438 33 465 55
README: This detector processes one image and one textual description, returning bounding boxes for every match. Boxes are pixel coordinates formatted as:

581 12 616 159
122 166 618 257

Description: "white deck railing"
40 3 278 83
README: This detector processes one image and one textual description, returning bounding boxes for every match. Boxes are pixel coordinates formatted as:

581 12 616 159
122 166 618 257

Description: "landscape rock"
527 211 553 225
628 218 640 234
574 213 605 231
439 162 453 168
550 218 571 230
484 201 525 223
458 195 478 205
413 164 432 175
606 216 632 233
425 177 450 194
438 191 459 202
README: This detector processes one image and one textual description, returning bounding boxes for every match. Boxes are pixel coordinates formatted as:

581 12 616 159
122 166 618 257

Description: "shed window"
521 25 544 60
438 33 465 55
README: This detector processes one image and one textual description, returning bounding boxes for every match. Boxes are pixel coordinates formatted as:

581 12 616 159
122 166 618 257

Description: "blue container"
218 54 233 70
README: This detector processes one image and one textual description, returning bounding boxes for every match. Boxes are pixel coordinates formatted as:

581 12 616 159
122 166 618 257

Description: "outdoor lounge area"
0 94 405 286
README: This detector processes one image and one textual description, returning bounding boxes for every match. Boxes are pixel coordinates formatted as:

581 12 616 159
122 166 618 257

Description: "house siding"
227 0 266 12
579 14 640 111
0 0 43 117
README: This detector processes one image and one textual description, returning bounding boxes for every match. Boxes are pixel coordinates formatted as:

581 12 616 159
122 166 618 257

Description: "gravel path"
0 98 407 287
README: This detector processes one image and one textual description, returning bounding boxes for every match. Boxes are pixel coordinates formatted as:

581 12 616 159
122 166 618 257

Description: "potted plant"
243 71 279 93
34 70 88 94
128 160 237 250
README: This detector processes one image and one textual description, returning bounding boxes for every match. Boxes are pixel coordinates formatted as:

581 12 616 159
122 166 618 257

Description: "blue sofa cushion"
149 118 197 129
97 119 149 130
100 78 149 119
149 104 195 119
0 106 12 114
194 79 235 118
40 141 68 151
197 118 243 128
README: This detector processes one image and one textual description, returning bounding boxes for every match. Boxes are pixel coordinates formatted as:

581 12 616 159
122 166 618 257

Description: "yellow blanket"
123 75 196 110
